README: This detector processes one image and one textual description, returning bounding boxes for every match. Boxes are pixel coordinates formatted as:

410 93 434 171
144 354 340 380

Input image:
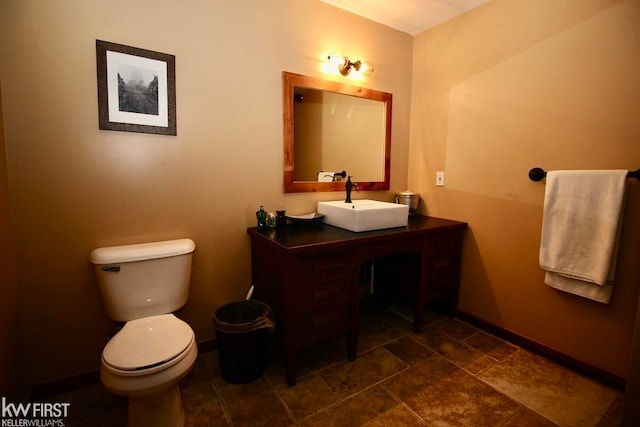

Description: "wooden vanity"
247 215 467 386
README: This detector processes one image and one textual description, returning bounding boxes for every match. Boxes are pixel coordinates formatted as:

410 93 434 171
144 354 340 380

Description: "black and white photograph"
96 40 176 135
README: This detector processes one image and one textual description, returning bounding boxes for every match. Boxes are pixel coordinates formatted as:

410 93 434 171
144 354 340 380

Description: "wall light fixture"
327 54 374 76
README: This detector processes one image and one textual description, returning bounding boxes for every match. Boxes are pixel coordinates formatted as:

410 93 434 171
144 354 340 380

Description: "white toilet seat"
103 314 194 375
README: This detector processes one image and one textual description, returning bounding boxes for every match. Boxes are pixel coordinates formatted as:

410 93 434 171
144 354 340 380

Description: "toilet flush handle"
101 265 121 272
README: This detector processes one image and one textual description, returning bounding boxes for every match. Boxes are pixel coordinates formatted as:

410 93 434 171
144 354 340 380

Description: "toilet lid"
103 314 194 371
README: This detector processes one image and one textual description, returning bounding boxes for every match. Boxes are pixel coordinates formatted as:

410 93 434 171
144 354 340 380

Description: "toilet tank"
90 239 196 322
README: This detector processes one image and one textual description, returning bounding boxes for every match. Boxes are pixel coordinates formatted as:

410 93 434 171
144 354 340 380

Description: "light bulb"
360 62 374 75
327 54 346 66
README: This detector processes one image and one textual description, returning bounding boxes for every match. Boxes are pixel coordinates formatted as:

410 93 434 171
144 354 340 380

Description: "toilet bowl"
91 239 197 427
100 314 198 427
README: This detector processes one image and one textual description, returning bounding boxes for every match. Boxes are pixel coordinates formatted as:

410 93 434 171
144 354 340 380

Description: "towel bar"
529 167 640 182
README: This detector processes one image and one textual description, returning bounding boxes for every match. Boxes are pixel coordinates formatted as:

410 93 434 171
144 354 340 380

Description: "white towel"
539 170 627 303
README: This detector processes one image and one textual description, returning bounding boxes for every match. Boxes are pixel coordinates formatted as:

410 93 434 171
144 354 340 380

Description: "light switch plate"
436 171 445 187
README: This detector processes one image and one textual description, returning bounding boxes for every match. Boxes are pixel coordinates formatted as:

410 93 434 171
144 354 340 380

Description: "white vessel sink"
317 199 409 232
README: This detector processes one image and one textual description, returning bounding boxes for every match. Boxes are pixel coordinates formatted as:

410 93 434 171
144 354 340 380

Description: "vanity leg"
413 300 424 333
347 330 357 361
283 313 299 386
347 332 358 362
285 345 297 386
414 252 427 333
348 261 361 361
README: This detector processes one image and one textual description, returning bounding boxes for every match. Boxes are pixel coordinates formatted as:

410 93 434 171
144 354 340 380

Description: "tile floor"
43 302 625 426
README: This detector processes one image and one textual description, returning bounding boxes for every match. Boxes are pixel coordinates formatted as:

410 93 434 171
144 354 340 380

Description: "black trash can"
214 299 275 384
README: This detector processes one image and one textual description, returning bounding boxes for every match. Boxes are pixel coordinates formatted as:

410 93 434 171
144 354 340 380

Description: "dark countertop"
247 215 467 254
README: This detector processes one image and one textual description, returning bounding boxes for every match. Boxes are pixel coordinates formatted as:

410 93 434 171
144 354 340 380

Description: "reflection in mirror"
283 72 392 193
294 88 385 182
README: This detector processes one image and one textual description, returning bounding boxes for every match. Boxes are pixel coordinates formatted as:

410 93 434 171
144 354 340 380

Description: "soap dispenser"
256 206 267 231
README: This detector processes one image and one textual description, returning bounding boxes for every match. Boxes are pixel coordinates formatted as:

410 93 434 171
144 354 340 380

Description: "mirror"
283 71 392 193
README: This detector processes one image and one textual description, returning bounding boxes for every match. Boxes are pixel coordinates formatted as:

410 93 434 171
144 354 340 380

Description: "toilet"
90 239 197 427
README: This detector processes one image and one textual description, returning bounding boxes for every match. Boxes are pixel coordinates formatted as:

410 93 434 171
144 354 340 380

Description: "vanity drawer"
428 276 455 292
296 251 352 284
426 232 459 255
298 277 351 310
426 253 456 278
298 304 350 345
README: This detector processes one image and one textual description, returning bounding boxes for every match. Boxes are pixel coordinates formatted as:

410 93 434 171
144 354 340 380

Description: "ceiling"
321 0 490 36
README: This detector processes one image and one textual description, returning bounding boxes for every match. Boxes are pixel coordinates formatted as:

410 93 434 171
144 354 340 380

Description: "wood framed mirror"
283 71 392 193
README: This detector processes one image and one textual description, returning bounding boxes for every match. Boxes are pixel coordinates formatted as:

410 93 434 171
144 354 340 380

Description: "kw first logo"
2 397 70 426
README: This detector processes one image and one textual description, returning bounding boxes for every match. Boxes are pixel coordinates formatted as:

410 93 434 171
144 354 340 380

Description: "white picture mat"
106 51 169 127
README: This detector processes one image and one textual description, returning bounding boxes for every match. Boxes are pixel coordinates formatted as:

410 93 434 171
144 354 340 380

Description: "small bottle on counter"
267 212 277 228
276 210 286 228
256 206 267 231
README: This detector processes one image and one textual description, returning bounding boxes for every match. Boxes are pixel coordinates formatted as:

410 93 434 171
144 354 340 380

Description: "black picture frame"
96 40 176 135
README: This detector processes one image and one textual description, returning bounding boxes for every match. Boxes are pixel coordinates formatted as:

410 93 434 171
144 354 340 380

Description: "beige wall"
409 0 640 378
0 0 413 385
0 84 27 399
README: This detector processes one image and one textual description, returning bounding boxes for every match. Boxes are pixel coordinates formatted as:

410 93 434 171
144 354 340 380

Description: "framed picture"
96 40 176 135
